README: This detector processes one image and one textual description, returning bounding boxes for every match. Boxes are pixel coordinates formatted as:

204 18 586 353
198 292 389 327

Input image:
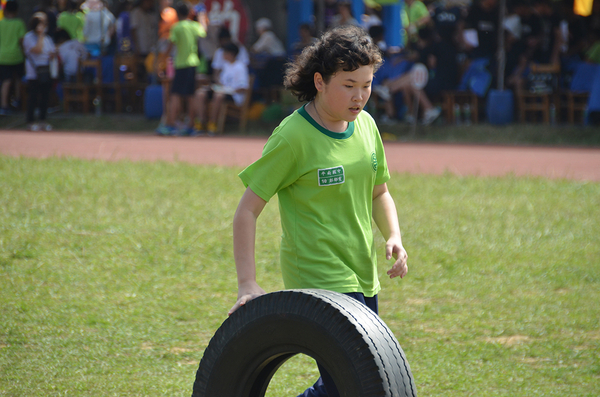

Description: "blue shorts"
171 66 196 97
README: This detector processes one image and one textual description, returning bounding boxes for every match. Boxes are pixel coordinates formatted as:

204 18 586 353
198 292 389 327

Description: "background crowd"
0 0 598 131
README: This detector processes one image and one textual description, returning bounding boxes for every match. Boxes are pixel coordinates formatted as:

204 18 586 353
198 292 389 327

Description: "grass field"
1 155 599 396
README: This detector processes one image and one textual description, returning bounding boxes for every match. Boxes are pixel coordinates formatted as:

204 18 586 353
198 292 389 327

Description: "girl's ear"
314 72 325 92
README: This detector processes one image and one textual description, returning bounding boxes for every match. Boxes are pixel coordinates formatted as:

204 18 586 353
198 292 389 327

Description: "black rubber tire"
191 289 417 397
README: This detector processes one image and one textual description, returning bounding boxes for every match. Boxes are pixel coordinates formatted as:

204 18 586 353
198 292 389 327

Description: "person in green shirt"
0 0 26 114
405 0 431 43
156 1 206 136
57 0 84 42
227 25 408 397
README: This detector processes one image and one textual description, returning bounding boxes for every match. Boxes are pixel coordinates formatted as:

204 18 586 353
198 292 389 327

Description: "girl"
23 12 56 131
229 25 408 397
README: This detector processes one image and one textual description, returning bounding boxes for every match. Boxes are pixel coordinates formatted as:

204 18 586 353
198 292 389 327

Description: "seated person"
211 26 249 83
373 28 448 125
55 29 88 82
250 18 285 58
195 42 249 135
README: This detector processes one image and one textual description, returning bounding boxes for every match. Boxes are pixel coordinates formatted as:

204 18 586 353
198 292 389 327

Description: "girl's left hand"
386 239 408 279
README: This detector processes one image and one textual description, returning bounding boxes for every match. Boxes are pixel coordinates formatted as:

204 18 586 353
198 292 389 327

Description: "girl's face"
315 64 373 125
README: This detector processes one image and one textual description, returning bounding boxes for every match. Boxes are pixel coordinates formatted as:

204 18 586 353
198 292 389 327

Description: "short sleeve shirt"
220 59 249 105
169 20 206 69
0 18 27 65
239 106 390 297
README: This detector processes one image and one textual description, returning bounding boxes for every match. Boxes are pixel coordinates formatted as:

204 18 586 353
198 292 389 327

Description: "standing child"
156 1 206 136
194 42 249 135
0 0 26 115
226 25 408 397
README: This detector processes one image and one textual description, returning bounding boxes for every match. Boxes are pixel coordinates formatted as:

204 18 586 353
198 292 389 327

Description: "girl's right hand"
228 281 266 316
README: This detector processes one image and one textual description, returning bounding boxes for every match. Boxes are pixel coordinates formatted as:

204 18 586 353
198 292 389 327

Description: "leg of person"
297 293 379 397
207 92 226 134
194 88 210 131
1 79 11 110
26 79 38 129
38 81 51 130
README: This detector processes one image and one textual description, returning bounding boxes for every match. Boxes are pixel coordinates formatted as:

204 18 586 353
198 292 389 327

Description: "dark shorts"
345 292 379 314
0 63 25 82
171 66 196 97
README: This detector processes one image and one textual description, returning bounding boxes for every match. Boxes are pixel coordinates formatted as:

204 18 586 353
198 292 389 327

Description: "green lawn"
0 156 599 396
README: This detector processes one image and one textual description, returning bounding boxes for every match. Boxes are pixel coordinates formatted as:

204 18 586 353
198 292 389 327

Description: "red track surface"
1 130 600 182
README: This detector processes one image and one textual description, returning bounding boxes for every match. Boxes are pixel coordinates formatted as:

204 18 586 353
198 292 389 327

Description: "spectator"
211 26 249 83
430 0 464 45
291 23 317 58
531 0 561 65
55 29 87 82
23 12 57 131
369 24 388 56
57 0 84 43
404 0 432 43
361 4 383 31
251 17 285 57
82 0 115 57
0 0 26 115
130 0 157 59
459 0 499 61
194 42 249 135
330 1 360 28
373 28 443 125
33 0 58 40
115 0 133 53
156 1 206 136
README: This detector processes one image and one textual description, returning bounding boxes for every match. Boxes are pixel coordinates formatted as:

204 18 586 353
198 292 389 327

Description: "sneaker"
28 123 40 131
403 114 416 124
41 122 52 131
155 124 177 136
207 121 218 135
373 85 391 101
422 107 441 126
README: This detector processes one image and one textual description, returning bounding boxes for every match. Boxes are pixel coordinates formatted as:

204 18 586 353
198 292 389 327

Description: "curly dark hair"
284 25 383 103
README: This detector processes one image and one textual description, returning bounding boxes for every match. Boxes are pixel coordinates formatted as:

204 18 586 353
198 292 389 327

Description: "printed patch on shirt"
371 152 378 172
318 166 345 186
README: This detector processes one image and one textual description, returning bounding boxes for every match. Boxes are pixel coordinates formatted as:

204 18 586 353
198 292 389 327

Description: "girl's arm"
228 187 268 315
372 183 408 279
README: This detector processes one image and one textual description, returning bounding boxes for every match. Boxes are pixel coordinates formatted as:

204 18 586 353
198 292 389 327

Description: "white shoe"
28 123 40 131
42 123 52 131
373 85 391 101
422 107 441 126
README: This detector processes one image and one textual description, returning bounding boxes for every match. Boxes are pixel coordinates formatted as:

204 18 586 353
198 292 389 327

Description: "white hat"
255 18 272 31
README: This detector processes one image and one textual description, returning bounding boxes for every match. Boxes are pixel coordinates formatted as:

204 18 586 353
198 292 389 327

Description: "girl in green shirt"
229 25 408 397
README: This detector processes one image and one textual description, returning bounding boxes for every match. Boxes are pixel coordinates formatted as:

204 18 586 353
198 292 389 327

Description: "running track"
1 131 599 182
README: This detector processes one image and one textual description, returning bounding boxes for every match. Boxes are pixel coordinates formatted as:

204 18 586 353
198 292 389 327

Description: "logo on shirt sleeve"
371 152 378 172
318 166 345 186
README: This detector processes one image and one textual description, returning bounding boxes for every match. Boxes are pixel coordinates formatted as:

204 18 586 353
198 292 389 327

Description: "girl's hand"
228 281 266 316
386 238 408 279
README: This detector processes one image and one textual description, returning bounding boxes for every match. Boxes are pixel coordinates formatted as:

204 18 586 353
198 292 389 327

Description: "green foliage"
0 156 599 396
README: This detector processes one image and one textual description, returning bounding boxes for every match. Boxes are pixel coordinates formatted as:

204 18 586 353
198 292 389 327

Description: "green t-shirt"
169 20 205 69
239 105 390 297
0 17 26 65
58 11 85 42
407 0 429 25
